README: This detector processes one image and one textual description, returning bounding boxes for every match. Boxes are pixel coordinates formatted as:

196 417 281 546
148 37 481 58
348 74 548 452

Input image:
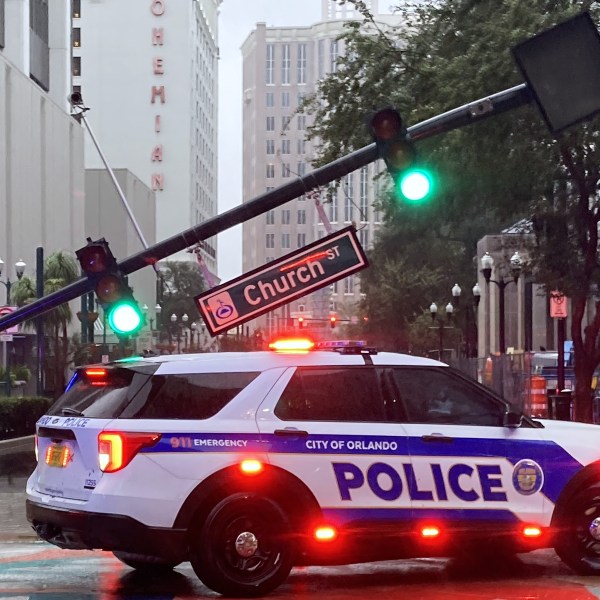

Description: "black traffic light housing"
368 107 433 202
76 238 143 337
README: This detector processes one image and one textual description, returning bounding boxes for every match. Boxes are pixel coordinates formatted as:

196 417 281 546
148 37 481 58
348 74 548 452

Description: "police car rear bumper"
26 500 187 562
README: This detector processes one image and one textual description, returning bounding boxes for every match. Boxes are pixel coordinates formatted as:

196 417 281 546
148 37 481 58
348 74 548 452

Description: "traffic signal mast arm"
0 83 532 332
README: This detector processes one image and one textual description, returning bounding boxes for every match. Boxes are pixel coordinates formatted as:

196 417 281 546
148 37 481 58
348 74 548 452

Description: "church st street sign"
195 227 368 336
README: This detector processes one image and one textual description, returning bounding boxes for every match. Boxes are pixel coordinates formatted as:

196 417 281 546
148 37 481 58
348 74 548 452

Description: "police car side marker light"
314 526 337 542
98 431 161 473
240 459 264 475
34 435 38 462
420 525 441 539
522 525 542 538
268 338 315 352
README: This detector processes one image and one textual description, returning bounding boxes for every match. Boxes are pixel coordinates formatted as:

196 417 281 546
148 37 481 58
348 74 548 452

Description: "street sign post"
195 227 368 336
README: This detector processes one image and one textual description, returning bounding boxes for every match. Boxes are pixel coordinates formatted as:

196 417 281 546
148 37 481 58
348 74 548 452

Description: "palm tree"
11 251 79 396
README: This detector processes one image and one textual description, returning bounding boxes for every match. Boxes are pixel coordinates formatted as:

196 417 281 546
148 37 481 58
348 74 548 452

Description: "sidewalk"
0 436 37 540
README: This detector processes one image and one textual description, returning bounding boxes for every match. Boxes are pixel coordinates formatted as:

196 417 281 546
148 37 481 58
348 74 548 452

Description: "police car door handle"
421 433 454 443
274 428 309 438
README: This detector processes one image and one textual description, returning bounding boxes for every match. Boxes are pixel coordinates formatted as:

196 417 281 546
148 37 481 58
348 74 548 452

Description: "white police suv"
25 339 600 596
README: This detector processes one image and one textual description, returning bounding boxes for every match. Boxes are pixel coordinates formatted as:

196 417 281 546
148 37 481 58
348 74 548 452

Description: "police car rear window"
119 371 261 420
47 368 147 418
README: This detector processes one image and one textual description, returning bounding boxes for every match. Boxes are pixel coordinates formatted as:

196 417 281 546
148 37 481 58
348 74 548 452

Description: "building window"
266 164 275 178
72 56 81 76
297 162 306 177
72 27 81 47
318 39 325 78
282 116 291 132
266 116 275 131
282 163 291 178
330 39 339 73
297 43 307 84
297 115 306 131
344 196 353 223
282 233 291 249
359 227 369 249
266 44 275 84
266 233 275 248
344 275 354 295
266 140 275 155
281 91 290 107
298 194 306 202
297 209 306 225
282 44 291 84
297 233 306 247
297 138 306 155
266 91 274 107
281 139 291 155
72 0 81 18
281 209 291 225
266 210 275 225
297 91 306 106
360 166 368 220
331 282 338 294
329 196 338 222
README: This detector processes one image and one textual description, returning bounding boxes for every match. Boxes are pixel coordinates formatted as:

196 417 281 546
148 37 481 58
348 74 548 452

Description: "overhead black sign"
195 227 368 336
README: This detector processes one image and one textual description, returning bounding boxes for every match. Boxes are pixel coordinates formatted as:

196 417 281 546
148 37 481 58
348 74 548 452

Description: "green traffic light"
398 169 433 202
107 301 143 335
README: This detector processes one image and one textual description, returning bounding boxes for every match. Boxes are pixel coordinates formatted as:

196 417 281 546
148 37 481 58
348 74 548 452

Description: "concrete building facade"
241 0 396 337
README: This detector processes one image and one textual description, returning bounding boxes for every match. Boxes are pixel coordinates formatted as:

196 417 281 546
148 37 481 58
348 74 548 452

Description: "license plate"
45 444 72 468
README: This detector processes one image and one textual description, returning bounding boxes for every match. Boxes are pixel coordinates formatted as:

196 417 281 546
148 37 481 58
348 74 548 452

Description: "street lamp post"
481 251 523 354
0 258 26 397
0 257 26 305
429 301 454 361
450 282 482 358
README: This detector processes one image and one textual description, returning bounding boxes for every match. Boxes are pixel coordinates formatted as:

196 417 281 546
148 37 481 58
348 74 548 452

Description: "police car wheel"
555 484 600 574
112 551 179 573
190 493 294 597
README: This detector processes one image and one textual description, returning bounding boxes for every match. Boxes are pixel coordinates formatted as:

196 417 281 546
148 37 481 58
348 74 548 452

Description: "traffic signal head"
298 316 305 329
330 316 337 329
76 238 143 337
368 107 433 203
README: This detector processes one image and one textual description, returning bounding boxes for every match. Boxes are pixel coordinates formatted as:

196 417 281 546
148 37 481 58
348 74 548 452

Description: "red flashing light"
240 459 263 475
522 525 542 538
98 431 161 473
314 525 337 542
298 316 305 329
420 525 441 539
269 338 315 352
329 316 337 329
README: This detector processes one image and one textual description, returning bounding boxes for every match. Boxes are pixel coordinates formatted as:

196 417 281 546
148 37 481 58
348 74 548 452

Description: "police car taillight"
98 431 161 473
34 434 38 462
268 338 315 352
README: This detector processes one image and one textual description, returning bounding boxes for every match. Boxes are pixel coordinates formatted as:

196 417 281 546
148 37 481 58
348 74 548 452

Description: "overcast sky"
217 0 322 282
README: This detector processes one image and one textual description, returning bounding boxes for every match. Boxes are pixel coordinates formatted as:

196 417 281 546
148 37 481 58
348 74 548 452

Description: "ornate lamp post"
429 301 454 361
450 282 481 357
0 257 26 305
481 251 523 354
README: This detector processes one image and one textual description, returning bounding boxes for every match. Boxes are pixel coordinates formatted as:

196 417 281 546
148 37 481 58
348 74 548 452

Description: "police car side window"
120 372 260 419
275 368 385 422
390 368 503 426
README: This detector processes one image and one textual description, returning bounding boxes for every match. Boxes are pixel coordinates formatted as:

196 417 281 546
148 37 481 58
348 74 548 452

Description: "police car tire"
555 483 600 574
112 551 179 572
190 493 294 597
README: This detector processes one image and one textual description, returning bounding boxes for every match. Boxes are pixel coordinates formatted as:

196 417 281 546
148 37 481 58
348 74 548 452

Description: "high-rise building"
73 0 220 275
241 0 397 336
0 0 85 299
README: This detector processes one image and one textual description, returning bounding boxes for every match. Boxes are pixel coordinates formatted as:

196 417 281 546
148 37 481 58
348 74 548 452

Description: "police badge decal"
512 459 544 495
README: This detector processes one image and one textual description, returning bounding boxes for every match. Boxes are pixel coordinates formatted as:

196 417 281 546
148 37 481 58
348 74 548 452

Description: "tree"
157 261 206 349
304 0 600 420
11 251 79 396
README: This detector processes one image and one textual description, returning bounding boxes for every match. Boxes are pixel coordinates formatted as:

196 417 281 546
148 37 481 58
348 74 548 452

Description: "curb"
0 435 34 456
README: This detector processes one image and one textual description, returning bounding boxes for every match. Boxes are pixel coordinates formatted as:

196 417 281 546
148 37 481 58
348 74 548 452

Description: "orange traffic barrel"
527 376 548 418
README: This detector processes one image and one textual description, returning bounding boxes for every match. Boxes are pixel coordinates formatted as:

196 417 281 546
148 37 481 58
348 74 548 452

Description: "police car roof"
109 350 446 374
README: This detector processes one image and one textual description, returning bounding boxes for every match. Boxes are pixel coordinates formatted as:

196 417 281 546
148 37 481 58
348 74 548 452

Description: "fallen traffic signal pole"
0 83 532 332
